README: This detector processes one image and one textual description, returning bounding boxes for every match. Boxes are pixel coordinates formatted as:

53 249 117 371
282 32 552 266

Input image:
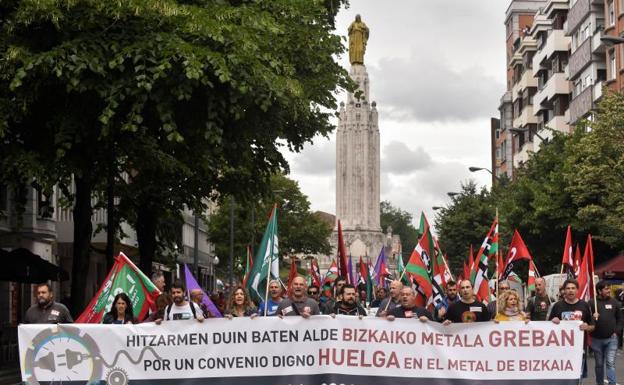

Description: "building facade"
493 0 614 176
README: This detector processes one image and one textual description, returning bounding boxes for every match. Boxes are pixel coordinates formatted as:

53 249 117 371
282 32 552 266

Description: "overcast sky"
283 0 509 226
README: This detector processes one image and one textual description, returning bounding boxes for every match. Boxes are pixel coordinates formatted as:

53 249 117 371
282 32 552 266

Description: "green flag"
76 253 160 323
246 205 279 304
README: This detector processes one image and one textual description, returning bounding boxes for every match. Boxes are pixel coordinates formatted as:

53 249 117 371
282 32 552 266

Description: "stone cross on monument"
330 15 395 274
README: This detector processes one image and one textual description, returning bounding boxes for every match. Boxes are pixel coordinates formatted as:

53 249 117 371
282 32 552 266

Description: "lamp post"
447 192 460 198
468 166 493 175
432 206 443 211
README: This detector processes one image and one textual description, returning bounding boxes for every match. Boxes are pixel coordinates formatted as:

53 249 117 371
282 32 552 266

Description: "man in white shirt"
156 281 204 323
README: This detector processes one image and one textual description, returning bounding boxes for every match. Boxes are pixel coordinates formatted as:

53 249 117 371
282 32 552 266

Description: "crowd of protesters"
23 273 623 384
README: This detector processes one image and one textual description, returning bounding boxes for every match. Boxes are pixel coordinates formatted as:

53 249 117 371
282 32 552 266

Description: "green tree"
563 92 624 252
208 174 332 275
0 0 350 311
434 181 497 275
379 201 418 260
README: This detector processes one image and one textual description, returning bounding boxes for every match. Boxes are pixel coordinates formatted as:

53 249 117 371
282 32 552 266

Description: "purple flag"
347 254 355 285
373 247 389 288
183 264 222 317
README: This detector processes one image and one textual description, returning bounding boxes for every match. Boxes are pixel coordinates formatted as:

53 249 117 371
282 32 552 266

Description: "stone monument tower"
331 15 391 266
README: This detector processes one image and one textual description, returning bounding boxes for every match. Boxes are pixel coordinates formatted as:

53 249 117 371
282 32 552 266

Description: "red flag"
336 220 350 283
462 259 469 281
287 258 298 294
358 256 368 286
468 244 475 275
573 243 581 278
77 253 160 323
561 226 573 272
577 235 595 301
309 258 321 288
501 230 533 280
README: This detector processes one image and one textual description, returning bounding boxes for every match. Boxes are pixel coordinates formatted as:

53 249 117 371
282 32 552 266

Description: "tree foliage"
208 173 332 273
0 0 350 310
436 91 624 276
379 201 418 259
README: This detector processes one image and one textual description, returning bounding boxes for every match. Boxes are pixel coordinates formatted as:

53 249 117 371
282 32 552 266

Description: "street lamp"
447 192 460 198
432 206 444 210
469 166 493 175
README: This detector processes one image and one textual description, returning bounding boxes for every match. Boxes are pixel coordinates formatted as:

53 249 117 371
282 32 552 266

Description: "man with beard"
258 280 283 316
331 284 367 317
24 283 73 324
590 281 622 385
386 287 432 321
434 280 459 321
321 276 347 314
307 285 321 303
443 280 490 324
376 280 403 316
156 281 204 323
277 276 320 318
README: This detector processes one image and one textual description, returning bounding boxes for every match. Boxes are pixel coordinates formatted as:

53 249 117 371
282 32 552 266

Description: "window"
609 49 617 79
608 1 615 26
496 148 502 160
495 129 500 139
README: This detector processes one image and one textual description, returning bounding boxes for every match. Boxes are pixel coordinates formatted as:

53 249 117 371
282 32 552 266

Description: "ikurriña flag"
470 218 497 303
76 252 160 323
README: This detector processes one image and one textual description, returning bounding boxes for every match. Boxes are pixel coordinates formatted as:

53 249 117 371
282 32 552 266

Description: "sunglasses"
307 291 319 295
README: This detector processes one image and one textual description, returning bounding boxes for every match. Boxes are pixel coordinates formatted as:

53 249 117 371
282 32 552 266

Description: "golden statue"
348 14 369 65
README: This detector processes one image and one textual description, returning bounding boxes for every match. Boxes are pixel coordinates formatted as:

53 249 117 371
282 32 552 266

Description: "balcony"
545 0 570 19
513 142 533 169
514 106 539 128
593 80 603 101
569 38 592 80
567 0 590 34
534 72 571 109
545 110 571 133
592 27 605 54
532 30 571 76
569 85 593 124
512 71 538 99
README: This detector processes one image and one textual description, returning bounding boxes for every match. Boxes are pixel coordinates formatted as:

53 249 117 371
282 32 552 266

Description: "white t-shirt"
165 302 201 321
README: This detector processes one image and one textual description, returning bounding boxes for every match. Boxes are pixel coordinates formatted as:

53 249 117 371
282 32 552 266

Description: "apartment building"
532 0 572 145
493 0 612 176
567 0 606 125
495 0 546 178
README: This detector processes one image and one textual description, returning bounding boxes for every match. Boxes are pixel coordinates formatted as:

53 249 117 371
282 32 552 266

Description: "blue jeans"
591 334 618 385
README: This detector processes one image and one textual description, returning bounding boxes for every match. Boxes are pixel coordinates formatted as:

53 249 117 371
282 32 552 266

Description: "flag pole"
262 204 277 317
495 208 500 315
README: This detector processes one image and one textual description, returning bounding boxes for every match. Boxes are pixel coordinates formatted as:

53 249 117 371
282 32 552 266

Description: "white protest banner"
19 316 583 385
